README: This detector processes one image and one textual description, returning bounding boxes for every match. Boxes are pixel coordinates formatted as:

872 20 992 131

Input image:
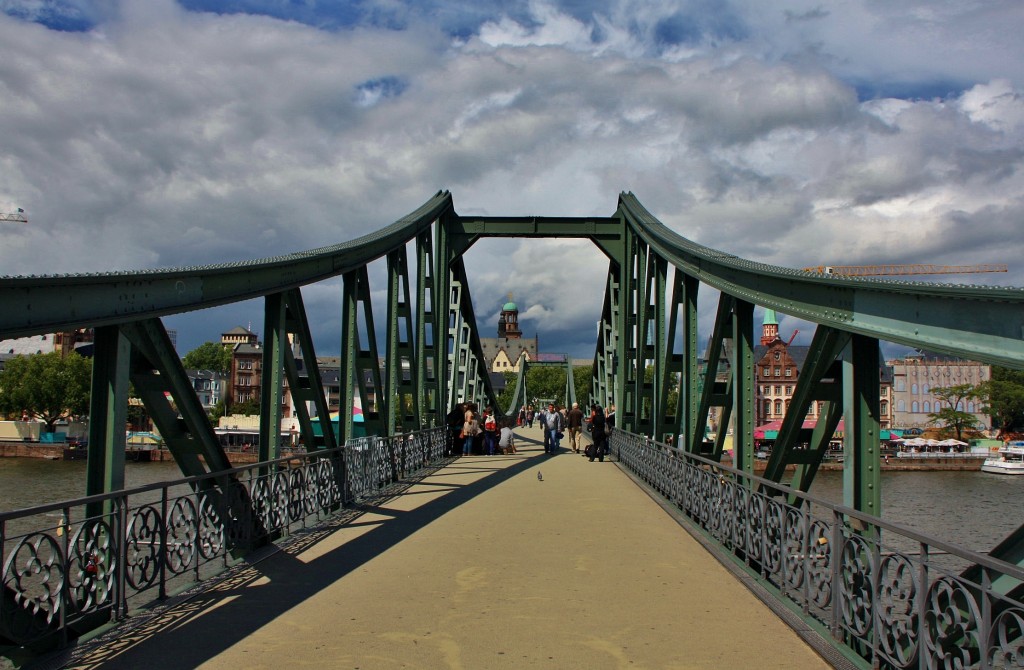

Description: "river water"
2 458 1023 554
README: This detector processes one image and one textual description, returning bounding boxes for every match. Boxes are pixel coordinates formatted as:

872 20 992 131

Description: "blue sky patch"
354 76 408 107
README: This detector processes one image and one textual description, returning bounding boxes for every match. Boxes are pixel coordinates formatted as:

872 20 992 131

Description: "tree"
0 352 92 432
573 365 592 408
232 398 261 416
978 367 1024 436
182 341 233 375
928 383 982 442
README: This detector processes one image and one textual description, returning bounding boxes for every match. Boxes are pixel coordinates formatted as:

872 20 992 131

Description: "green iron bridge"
3 191 1024 667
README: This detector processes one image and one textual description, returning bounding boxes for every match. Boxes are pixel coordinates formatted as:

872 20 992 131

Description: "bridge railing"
0 426 449 651
610 430 1024 670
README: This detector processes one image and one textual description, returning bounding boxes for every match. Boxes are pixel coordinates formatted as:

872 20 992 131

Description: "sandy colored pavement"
72 427 829 669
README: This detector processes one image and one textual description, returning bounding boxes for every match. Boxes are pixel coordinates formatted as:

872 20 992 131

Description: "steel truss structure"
3 191 1024 657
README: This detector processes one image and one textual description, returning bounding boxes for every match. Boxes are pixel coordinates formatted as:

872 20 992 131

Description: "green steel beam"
0 192 455 341
386 245 420 432
843 334 882 517
690 294 735 456
761 326 850 489
280 288 338 453
732 299 755 475
260 293 286 462
617 192 1024 369
415 230 437 427
85 325 130 515
120 318 232 477
340 267 386 442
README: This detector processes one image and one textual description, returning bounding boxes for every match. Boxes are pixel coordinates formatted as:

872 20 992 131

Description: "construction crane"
802 263 1008 277
0 208 28 223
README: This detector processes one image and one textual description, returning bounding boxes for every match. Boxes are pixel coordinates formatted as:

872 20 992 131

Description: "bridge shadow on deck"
67 435 552 669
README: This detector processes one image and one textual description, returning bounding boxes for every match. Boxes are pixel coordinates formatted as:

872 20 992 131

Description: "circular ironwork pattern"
761 498 784 576
876 552 919 669
807 520 832 610
288 467 307 522
1 532 64 642
165 497 198 575
125 505 163 590
839 534 873 636
68 518 115 615
923 576 982 669
197 493 225 560
783 508 807 593
989 608 1024 669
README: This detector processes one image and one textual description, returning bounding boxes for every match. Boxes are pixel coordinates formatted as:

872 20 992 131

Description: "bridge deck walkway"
71 426 829 669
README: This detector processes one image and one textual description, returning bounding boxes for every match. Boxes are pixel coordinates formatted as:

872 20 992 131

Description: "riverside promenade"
67 426 830 669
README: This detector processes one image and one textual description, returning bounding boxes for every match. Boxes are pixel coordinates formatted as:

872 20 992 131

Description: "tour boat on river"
981 443 1024 475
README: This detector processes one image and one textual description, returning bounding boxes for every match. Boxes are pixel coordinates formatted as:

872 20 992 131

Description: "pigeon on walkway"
537 471 543 481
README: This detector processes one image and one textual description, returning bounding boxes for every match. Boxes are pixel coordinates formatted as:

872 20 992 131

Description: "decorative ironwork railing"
0 427 449 649
610 431 1024 670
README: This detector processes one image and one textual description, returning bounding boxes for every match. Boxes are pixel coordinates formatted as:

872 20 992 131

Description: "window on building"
923 401 930 413
897 400 905 412
896 380 905 392
785 385 793 394
968 402 975 413
785 368 793 377
774 367 781 377
763 400 771 416
774 385 781 395
774 400 782 414
911 383 918 395
763 366 770 377
912 401 919 413
881 401 889 415
922 384 930 395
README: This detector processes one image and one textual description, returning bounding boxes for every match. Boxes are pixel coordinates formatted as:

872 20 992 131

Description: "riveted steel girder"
386 245 420 432
341 267 386 442
0 192 455 341
617 193 1024 368
85 325 130 518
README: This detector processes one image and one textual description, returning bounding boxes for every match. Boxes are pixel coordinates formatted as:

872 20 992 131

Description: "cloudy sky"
1 1 1023 360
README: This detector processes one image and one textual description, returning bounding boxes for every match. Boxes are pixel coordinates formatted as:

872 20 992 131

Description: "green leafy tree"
978 367 1024 436
0 352 92 432
527 365 569 407
232 398 262 416
573 365 593 408
182 341 233 375
928 383 982 442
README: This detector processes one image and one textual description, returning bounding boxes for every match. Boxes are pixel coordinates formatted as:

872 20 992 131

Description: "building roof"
223 326 256 336
503 301 517 311
762 308 778 326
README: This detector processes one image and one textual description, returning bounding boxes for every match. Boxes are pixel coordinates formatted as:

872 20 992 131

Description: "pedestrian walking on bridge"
566 402 584 453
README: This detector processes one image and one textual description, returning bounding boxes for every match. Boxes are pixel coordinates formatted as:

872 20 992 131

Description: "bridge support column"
85 325 130 512
843 334 881 517
732 300 755 474
260 292 286 461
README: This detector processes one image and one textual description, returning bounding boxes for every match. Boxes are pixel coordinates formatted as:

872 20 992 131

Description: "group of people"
446 402 517 456
446 400 616 461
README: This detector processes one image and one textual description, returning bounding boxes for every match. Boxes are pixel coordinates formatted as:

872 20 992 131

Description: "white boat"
981 443 1024 475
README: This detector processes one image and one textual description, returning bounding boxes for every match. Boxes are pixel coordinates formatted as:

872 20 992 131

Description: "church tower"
501 294 522 339
761 308 780 346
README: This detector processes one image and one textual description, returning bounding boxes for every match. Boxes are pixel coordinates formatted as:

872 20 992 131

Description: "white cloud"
1 2 1023 357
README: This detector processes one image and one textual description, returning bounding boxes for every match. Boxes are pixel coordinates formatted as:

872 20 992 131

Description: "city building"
889 351 990 431
478 297 539 372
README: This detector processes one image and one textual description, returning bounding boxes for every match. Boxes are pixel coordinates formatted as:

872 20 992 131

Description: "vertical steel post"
85 325 130 514
415 230 435 427
260 292 286 462
843 334 882 517
732 299 755 475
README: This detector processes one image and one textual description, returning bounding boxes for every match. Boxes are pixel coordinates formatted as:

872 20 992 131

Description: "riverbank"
0 442 264 464
0 442 987 470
